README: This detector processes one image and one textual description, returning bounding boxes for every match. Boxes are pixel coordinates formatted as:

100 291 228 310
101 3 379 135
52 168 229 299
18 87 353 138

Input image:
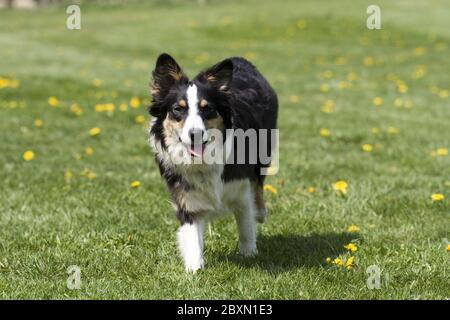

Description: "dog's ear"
202 59 233 93
149 53 188 117
151 53 187 100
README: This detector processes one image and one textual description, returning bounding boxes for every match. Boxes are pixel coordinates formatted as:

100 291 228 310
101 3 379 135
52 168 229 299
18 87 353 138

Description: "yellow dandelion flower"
319 128 330 137
89 127 101 137
325 257 332 264
81 168 97 180
307 187 316 194
324 99 335 108
371 127 380 134
438 90 449 98
430 86 440 94
436 148 448 156
105 103 115 111
289 95 300 103
347 224 360 233
264 184 278 195
92 79 103 86
0 77 9 88
332 258 344 266
347 72 358 81
70 103 83 116
131 181 141 188
95 103 114 113
296 19 307 29
135 115 146 124
8 101 17 109
337 81 350 89
333 180 348 195
48 96 59 107
194 53 210 65
321 70 333 79
413 47 426 56
85 147 94 156
321 103 334 113
34 119 43 128
362 144 373 152
360 36 369 46
394 98 403 108
9 78 19 88
335 57 347 65
314 57 325 66
387 127 399 134
119 103 128 112
130 97 140 109
431 193 445 202
219 16 232 26
346 256 355 269
447 244 450 252
23 150 35 161
320 83 330 93
344 243 358 253
412 65 426 79
244 52 257 60
363 56 375 66
397 83 408 94
87 172 97 180
64 170 73 184
373 96 383 106
95 103 105 112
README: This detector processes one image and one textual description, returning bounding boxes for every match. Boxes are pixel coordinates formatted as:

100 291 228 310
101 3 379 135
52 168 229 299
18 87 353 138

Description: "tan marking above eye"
178 99 187 108
200 99 208 108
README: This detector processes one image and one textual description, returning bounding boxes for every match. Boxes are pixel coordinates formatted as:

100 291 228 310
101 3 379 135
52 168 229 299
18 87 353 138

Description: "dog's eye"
172 105 185 114
201 105 218 119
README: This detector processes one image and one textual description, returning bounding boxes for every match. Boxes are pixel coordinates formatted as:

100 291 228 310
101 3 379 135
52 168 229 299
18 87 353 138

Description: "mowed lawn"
0 0 449 299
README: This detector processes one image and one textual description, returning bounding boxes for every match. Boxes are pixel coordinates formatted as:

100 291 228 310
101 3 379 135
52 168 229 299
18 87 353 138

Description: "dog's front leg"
177 215 205 273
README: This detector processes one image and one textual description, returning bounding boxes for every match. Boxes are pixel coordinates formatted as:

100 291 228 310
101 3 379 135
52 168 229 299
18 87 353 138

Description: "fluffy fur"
148 53 278 272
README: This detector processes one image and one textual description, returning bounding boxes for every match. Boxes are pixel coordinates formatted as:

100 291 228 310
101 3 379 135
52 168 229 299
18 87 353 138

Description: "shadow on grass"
211 232 357 273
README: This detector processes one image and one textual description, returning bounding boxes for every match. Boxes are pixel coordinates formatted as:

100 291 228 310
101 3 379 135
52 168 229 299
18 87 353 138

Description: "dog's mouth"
177 135 207 158
187 141 207 158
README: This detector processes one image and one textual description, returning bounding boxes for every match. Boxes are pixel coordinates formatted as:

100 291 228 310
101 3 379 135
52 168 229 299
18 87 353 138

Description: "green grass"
0 0 449 299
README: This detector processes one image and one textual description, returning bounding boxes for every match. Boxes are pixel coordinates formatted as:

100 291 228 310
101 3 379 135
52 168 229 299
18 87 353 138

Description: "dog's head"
149 53 232 161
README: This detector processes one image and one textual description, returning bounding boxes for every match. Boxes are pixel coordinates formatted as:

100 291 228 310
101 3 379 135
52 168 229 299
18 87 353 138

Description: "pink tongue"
189 144 204 157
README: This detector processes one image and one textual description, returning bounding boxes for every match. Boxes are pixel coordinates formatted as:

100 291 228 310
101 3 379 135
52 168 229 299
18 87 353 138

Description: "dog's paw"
255 207 268 223
240 243 258 257
184 260 204 273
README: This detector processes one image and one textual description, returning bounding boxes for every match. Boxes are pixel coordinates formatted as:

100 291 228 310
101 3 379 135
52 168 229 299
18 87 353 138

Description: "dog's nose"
188 128 205 144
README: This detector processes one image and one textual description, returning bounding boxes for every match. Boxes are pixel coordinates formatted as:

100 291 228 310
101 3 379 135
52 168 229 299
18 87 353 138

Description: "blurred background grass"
0 0 449 299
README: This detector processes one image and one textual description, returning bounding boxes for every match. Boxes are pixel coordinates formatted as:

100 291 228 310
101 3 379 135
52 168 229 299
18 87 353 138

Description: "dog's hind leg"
252 181 268 223
233 181 258 256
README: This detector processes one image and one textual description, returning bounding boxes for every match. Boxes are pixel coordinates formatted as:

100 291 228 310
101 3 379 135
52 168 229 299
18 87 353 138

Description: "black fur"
195 57 278 185
149 54 278 223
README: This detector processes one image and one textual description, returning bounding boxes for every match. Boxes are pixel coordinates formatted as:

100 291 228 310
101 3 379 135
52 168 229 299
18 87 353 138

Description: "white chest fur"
181 166 250 218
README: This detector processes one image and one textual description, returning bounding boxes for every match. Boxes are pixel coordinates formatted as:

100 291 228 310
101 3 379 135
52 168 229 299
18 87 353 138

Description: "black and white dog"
148 53 278 272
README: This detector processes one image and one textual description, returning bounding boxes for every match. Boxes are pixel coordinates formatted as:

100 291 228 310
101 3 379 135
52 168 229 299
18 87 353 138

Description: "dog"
148 53 278 272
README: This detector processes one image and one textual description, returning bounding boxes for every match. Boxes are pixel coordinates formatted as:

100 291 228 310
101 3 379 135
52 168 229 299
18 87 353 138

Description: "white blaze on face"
181 84 206 144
